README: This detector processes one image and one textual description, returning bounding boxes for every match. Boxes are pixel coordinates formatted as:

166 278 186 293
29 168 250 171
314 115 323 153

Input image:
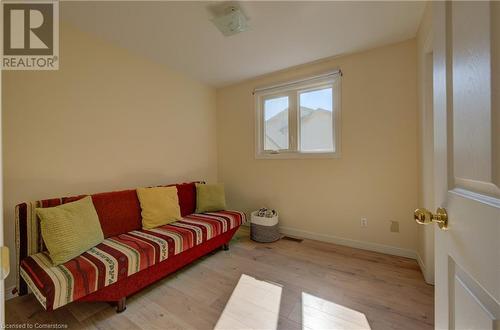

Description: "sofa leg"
116 297 127 313
222 243 229 251
19 278 28 296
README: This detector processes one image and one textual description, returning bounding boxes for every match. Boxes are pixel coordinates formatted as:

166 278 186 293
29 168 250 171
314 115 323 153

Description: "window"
255 71 341 159
264 96 289 150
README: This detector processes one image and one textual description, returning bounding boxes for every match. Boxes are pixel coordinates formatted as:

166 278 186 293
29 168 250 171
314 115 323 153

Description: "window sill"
255 152 341 160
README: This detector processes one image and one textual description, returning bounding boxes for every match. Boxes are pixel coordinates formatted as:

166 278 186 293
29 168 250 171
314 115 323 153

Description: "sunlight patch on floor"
214 274 283 330
302 292 371 330
214 274 371 330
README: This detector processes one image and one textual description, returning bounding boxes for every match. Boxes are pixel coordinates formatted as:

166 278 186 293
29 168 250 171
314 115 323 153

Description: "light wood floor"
6 227 434 329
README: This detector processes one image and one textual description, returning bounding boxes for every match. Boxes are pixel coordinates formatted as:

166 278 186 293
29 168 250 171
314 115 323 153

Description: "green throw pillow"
36 196 104 266
195 183 226 213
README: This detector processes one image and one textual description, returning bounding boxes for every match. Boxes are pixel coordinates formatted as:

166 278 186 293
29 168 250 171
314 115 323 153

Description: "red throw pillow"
174 182 197 217
63 190 142 238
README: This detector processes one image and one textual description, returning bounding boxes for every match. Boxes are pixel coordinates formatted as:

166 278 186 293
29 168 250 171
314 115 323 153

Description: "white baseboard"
416 252 435 285
279 226 417 259
416 252 427 279
5 285 17 301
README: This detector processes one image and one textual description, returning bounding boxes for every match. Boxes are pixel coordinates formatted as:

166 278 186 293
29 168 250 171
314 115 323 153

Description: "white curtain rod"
253 69 342 95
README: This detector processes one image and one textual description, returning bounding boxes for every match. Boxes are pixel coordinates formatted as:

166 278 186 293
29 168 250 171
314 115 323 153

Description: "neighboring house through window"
255 70 341 159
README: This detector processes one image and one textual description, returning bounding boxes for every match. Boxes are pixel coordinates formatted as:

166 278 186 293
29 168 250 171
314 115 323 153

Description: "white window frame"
255 71 342 159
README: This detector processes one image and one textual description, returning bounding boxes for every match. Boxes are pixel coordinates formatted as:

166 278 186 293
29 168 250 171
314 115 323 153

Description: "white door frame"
418 20 435 285
0 2 5 323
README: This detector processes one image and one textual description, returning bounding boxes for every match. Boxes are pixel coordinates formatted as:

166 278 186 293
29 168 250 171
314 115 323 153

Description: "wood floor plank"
6 227 434 329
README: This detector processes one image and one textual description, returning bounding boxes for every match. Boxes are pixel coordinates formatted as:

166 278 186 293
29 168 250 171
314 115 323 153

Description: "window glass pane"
264 96 289 150
299 87 334 152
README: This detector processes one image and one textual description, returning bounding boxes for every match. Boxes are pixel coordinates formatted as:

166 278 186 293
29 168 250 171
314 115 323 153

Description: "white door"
428 1 500 329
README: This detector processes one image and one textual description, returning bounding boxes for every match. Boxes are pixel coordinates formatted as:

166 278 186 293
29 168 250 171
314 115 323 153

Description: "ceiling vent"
211 5 249 37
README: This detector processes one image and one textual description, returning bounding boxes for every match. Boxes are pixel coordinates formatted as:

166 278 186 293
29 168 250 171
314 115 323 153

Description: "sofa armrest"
15 201 45 295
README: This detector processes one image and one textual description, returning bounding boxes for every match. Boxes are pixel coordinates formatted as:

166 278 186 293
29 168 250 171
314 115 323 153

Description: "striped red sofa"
14 182 245 312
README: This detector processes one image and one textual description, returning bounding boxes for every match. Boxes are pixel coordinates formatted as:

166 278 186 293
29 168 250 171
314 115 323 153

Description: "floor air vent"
281 236 303 243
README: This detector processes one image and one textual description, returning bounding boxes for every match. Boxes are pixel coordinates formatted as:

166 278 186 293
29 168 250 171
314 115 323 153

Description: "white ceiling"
62 1 425 87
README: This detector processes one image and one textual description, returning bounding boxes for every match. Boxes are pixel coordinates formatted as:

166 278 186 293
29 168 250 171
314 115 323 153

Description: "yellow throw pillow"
137 186 181 229
36 196 104 266
195 183 227 213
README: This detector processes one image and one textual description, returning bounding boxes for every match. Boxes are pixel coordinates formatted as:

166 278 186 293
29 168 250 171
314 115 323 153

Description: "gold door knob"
414 207 448 229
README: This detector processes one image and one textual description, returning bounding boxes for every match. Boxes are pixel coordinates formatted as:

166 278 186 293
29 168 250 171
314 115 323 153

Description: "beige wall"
2 24 217 289
416 4 435 284
217 39 419 256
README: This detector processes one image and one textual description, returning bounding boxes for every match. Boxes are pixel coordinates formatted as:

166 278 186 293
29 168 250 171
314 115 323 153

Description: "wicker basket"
250 211 281 243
